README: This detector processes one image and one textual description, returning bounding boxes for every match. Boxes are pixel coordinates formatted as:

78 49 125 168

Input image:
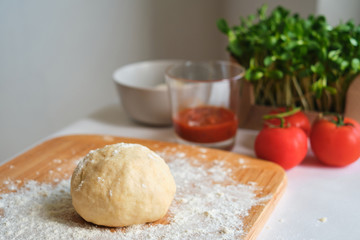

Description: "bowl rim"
113 59 184 92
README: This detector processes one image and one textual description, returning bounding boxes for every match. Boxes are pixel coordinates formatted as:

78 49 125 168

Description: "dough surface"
70 143 176 227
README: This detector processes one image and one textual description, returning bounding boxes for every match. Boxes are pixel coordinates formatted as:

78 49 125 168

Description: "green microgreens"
217 4 360 113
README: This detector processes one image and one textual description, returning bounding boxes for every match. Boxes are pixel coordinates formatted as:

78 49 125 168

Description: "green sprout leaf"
340 60 349 71
311 79 326 98
350 37 358 46
267 69 284 79
245 69 264 81
264 56 274 66
216 18 229 34
325 86 337 95
328 50 341 61
258 4 268 20
351 58 360 71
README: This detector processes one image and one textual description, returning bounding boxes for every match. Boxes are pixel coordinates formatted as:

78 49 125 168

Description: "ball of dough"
70 143 176 227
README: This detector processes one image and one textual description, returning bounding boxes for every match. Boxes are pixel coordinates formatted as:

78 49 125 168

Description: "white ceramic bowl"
113 60 182 126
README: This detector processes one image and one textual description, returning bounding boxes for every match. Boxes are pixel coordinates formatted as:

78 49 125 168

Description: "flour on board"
0 150 270 240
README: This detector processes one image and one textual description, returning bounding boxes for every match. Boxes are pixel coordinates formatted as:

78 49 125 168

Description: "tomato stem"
279 117 285 128
336 113 344 126
330 113 353 127
263 107 301 128
263 107 301 120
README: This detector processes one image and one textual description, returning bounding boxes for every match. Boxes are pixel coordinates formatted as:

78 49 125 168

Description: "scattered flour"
0 151 269 240
103 135 115 142
53 159 62 164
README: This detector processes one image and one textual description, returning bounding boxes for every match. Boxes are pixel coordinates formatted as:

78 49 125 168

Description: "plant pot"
237 68 360 130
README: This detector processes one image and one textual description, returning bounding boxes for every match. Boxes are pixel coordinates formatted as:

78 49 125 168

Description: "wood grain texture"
0 134 287 239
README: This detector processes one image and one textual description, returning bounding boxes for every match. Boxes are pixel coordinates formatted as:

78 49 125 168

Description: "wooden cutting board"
0 134 286 239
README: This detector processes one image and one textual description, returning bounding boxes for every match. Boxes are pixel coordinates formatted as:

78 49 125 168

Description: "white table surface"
4 104 360 240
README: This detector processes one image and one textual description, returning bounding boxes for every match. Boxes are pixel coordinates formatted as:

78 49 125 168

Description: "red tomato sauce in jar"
173 106 238 143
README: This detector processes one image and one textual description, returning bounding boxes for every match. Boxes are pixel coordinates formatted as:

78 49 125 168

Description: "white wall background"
1 0 359 161
317 0 360 26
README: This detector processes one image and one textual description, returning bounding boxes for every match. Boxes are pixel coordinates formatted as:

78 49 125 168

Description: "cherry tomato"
264 107 310 135
255 126 308 170
310 116 360 167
